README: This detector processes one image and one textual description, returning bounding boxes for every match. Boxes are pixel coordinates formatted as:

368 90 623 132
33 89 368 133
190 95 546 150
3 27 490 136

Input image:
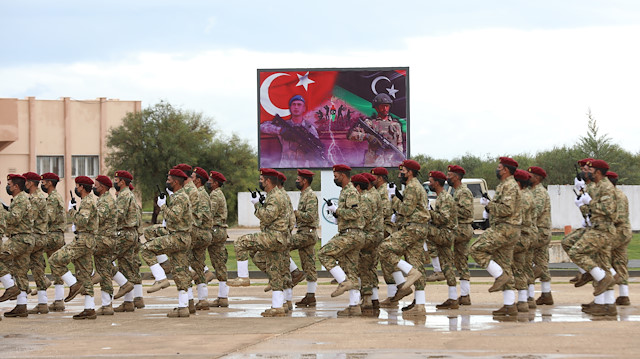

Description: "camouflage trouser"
318 229 365 288
29 233 49 291
567 228 612 274
235 230 288 291
378 225 428 290
427 226 457 287
470 223 518 291
133 232 142 285
141 232 192 291
612 224 632 285
359 231 383 295
207 226 228 282
290 228 318 282
190 227 212 285
0 234 34 292
142 225 168 266
44 231 66 285
453 223 473 281
562 227 586 255
253 248 293 289
114 228 141 284
93 235 116 295
50 234 95 296
530 227 551 282
381 230 395 284
512 228 532 291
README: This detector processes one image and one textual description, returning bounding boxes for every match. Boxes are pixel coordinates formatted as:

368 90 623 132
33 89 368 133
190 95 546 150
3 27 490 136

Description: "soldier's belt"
339 228 362 234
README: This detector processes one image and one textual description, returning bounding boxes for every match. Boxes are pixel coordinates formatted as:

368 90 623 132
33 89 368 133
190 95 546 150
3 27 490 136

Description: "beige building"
0 97 141 205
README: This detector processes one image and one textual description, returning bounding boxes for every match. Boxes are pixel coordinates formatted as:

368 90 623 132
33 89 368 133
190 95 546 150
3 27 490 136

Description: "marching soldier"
606 171 632 306
358 172 383 312
471 157 521 316
206 171 230 308
190 167 214 310
50 176 98 319
92 175 118 315
370 167 397 306
512 169 535 313
40 172 67 311
528 166 553 306
0 174 34 317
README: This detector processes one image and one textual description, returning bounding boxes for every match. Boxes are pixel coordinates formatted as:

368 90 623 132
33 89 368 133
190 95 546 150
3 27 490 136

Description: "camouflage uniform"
94 192 117 295
260 118 325 168
348 117 404 166
27 188 49 291
235 187 289 291
611 187 632 285
0 192 34 292
208 187 228 282
379 177 430 290
470 176 521 291
50 195 97 296
513 187 534 291
426 190 458 287
376 183 396 285
530 183 552 282
113 187 141 284
318 182 365 287
190 186 213 285
561 182 595 255
44 189 66 285
359 186 383 295
291 186 319 283
141 187 193 291
452 184 474 281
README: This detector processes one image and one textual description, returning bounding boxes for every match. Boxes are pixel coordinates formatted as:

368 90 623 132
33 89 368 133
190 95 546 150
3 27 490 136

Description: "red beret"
333 164 352 172
578 158 594 166
41 172 60 181
606 171 618 180
362 173 376 183
499 157 518 168
194 167 209 181
168 169 188 179
260 168 279 177
95 175 113 188
209 171 227 183
75 176 94 185
297 169 315 178
173 164 192 172
371 167 388 176
514 169 531 181
129 184 134 190
587 159 609 170
447 165 465 175
22 172 41 181
429 171 447 181
351 174 369 184
115 170 133 180
400 159 420 171
276 171 287 182
528 166 547 179
7 174 26 182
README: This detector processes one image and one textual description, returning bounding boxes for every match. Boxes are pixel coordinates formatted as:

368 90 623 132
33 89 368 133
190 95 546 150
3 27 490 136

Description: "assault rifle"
271 115 328 163
354 118 405 158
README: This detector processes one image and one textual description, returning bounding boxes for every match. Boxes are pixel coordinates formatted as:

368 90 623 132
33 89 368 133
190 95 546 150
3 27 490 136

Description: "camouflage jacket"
580 181 597 219
96 192 117 237
5 191 33 235
192 185 213 229
46 189 66 232
376 183 394 229
589 177 617 234
295 186 318 229
336 181 364 232
163 186 193 233
281 187 296 234
359 187 379 234
116 187 138 230
453 184 474 224
613 187 630 227
487 175 521 226
254 187 289 233
520 187 534 232
396 177 430 226
431 190 457 230
0 207 6 235
70 194 98 234
29 188 48 235
183 181 199 227
209 187 228 228
532 184 550 230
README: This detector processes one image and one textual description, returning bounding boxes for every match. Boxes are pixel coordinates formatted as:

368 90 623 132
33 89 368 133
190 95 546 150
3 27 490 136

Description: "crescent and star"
260 71 315 116
371 76 399 98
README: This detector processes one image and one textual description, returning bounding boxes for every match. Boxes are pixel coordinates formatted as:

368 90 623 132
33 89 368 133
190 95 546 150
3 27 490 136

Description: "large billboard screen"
258 67 409 169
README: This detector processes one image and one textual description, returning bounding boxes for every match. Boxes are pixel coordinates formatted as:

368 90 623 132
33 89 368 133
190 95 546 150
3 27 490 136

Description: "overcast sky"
2 0 640 160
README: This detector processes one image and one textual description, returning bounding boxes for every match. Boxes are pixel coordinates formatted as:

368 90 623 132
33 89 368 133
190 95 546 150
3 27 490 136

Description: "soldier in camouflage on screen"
206 171 230 308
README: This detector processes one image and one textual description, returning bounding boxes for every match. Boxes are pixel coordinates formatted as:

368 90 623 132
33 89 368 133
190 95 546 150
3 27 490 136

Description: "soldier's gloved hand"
157 195 167 208
166 188 174 196
258 193 266 205
586 216 592 227
68 200 76 211
327 203 338 214
250 194 260 205
480 197 490 206
387 183 396 198
1 202 8 211
574 177 586 192
391 213 397 223
574 197 584 207
580 218 587 228
428 202 433 211
162 219 166 227
423 241 428 252
395 187 404 201
71 224 76 233
581 193 592 206
482 209 490 219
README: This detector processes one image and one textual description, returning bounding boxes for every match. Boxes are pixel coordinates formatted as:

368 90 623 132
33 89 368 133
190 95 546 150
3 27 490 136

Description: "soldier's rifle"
354 118 405 158
248 188 265 205
156 184 167 199
271 115 328 163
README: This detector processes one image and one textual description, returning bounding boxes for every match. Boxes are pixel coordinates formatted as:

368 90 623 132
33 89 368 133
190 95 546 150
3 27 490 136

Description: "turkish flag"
259 70 338 123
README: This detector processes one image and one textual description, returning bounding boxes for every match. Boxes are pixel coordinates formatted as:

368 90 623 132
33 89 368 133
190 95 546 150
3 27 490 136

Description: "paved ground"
1 279 638 358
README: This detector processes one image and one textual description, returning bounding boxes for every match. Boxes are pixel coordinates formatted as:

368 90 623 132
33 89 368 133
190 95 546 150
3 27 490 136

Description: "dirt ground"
0 278 638 359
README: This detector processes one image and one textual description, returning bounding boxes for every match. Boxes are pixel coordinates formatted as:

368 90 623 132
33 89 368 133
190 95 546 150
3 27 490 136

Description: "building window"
72 155 99 177
36 156 64 178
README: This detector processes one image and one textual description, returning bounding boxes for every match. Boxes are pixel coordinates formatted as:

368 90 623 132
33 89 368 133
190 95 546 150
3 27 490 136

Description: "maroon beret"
95 175 113 188
447 165 465 175
115 170 133 180
371 167 388 176
514 169 531 181
578 158 594 167
351 174 369 184
362 173 376 183
168 169 188 179
606 171 618 180
41 172 60 181
429 171 447 181
173 164 192 172
587 159 609 170
22 172 41 181
7 174 26 182
528 166 547 179
75 176 94 185
260 168 279 177
400 159 420 171
129 184 134 190
194 167 209 181
276 171 287 182
333 164 352 173
297 169 315 178
209 171 227 183
499 157 518 168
